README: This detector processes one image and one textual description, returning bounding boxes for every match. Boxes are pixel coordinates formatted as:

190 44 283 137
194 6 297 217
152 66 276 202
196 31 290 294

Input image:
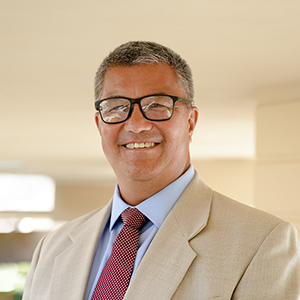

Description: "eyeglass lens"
99 95 174 123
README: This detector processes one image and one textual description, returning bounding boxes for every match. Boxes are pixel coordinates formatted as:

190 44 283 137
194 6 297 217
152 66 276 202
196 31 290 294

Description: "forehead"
101 64 186 99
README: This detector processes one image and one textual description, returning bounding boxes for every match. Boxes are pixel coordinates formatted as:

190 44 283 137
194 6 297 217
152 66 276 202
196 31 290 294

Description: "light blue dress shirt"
84 165 194 300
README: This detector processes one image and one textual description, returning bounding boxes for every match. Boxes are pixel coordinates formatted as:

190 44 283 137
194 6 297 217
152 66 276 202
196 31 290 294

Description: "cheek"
166 114 190 138
161 123 189 151
99 125 119 153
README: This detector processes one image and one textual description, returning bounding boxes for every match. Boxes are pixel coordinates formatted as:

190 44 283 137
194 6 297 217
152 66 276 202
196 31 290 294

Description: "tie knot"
121 208 146 230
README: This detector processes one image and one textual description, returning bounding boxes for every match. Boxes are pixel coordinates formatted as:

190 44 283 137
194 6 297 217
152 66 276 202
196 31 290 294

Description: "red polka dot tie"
91 208 146 300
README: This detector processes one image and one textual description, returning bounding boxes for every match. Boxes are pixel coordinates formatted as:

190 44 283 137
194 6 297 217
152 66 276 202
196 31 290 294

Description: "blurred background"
1 0 300 298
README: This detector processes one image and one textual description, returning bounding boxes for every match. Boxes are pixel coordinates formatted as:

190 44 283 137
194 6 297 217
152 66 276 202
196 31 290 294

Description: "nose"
124 104 153 133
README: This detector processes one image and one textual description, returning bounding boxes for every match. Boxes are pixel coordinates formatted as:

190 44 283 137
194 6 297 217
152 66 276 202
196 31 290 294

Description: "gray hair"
94 41 194 102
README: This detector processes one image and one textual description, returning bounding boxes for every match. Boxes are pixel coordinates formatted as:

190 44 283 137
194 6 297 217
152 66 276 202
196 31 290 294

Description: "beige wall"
192 159 255 206
53 182 115 220
254 98 300 234
192 98 300 235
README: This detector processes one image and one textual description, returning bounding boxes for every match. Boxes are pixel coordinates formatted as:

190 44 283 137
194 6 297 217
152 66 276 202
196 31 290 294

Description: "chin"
122 165 162 182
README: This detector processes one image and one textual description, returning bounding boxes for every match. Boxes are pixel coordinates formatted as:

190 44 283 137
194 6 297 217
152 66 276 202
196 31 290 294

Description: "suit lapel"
48 200 112 299
125 172 213 300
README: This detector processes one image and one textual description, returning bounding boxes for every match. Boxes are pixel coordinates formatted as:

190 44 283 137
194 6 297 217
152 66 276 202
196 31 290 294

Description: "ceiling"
1 0 300 182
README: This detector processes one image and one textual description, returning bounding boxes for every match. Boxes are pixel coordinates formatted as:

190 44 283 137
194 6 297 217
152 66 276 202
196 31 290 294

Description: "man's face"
95 64 198 188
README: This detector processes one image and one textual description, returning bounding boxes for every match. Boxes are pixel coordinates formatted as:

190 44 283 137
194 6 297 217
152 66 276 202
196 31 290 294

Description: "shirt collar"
110 165 195 231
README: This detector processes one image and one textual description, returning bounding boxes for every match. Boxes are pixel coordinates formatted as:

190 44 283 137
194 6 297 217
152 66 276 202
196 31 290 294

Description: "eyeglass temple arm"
177 97 194 106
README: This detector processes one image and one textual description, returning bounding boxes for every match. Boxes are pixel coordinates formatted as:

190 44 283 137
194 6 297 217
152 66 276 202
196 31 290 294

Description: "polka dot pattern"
91 208 146 300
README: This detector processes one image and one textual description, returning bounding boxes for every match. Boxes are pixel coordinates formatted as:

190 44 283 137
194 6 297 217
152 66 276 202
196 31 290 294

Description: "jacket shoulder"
212 190 285 229
39 204 110 255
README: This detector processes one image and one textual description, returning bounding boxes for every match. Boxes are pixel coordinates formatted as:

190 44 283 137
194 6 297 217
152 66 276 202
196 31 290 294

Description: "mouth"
125 142 157 149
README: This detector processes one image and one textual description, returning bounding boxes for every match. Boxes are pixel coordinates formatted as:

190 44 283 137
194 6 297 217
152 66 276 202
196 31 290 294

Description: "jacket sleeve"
22 235 46 300
233 221 300 300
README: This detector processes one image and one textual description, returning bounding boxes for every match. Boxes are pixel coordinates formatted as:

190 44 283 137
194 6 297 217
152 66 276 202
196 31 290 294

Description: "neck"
118 181 163 206
117 165 190 206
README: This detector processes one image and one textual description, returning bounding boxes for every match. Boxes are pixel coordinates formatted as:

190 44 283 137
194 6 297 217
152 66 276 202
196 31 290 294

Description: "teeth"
125 142 156 149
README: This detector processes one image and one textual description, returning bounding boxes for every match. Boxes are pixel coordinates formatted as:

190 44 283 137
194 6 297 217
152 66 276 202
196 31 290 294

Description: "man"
23 41 300 300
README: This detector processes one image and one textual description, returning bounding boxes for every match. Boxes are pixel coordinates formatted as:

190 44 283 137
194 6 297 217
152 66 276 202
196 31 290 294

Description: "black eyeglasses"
95 94 193 124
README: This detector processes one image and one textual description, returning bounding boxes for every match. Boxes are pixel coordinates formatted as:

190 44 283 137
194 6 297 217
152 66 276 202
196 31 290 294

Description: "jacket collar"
48 199 113 299
124 172 213 300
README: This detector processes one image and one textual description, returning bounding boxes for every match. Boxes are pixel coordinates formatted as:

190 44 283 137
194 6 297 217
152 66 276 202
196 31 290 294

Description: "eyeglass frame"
94 94 194 124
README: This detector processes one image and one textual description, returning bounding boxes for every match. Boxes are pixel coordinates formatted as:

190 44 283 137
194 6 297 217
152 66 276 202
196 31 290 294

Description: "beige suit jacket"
23 172 300 300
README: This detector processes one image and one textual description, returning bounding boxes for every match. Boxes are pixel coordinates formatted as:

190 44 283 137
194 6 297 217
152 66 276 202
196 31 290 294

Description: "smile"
125 142 156 149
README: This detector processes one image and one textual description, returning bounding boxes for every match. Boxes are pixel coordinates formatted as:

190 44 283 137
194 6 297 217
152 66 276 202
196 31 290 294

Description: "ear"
95 112 102 136
187 106 199 142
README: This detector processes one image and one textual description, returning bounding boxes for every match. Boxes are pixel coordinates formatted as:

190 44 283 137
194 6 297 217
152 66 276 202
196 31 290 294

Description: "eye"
150 103 164 108
109 104 130 113
143 101 167 110
100 99 130 114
